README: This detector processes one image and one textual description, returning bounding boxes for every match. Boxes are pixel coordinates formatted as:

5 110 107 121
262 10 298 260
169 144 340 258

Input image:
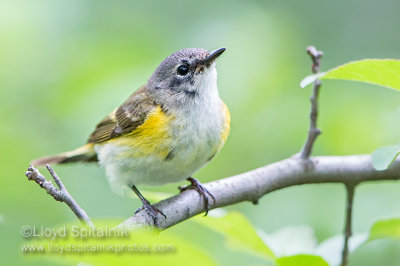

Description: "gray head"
147 48 225 100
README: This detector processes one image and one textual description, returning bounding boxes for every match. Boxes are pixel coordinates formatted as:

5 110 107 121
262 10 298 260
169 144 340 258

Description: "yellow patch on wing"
109 106 173 158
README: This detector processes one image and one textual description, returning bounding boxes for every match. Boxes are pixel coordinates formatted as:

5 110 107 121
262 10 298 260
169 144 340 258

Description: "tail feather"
32 144 98 166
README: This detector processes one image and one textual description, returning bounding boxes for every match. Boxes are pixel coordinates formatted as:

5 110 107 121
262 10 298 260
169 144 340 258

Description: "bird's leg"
131 185 166 227
179 177 216 216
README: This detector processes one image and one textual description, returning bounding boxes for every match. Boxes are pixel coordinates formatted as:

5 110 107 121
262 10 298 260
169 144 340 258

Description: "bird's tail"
31 144 98 166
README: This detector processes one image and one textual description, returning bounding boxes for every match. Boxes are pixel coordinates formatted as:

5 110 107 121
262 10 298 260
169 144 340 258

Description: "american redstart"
33 48 230 225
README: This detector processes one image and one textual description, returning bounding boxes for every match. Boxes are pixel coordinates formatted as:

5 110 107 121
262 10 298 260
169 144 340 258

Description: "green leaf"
371 144 400 170
315 234 368 266
369 218 400 241
300 59 400 91
276 255 329 266
194 211 275 260
300 72 325 88
258 225 317 257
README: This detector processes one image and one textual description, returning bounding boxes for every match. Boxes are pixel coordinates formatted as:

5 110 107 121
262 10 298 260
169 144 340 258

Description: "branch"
120 155 400 230
299 46 324 159
25 165 93 227
341 184 355 266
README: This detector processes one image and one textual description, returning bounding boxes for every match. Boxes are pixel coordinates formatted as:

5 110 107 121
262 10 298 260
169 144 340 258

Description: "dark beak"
202 48 226 65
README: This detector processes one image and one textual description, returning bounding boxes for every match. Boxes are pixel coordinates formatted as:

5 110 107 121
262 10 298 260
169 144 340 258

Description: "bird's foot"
131 185 166 227
134 200 167 227
179 177 216 216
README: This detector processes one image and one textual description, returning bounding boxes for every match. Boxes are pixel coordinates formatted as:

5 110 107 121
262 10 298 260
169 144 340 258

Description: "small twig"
300 46 324 159
25 165 94 227
341 184 356 266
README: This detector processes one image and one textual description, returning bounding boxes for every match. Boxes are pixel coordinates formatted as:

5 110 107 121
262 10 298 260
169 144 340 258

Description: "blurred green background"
1 0 400 265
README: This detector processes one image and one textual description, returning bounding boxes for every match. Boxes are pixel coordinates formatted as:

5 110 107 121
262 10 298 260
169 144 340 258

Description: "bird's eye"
177 65 189 76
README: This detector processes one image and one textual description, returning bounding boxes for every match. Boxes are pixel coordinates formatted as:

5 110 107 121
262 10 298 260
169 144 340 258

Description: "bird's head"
147 48 225 101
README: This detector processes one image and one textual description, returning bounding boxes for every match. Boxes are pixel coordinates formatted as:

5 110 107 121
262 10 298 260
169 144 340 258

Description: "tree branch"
25 165 94 227
119 155 400 230
341 184 355 266
299 46 324 159
26 155 400 232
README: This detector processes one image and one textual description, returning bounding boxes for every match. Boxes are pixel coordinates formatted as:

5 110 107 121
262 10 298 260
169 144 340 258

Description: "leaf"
260 226 368 266
258 225 317 257
371 144 400 171
369 218 400 241
300 59 400 91
194 210 275 260
300 73 325 88
315 234 368 266
276 255 329 266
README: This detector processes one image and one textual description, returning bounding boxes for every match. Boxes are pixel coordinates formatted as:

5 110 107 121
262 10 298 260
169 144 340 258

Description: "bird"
32 48 230 226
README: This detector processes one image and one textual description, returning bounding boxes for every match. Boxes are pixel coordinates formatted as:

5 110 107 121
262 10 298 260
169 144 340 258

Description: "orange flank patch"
108 106 172 158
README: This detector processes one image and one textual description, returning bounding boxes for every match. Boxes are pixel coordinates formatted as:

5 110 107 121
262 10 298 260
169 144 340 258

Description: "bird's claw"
179 177 216 216
135 200 166 227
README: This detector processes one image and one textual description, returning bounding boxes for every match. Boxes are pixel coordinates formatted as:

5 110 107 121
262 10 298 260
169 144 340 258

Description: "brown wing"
87 86 157 144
